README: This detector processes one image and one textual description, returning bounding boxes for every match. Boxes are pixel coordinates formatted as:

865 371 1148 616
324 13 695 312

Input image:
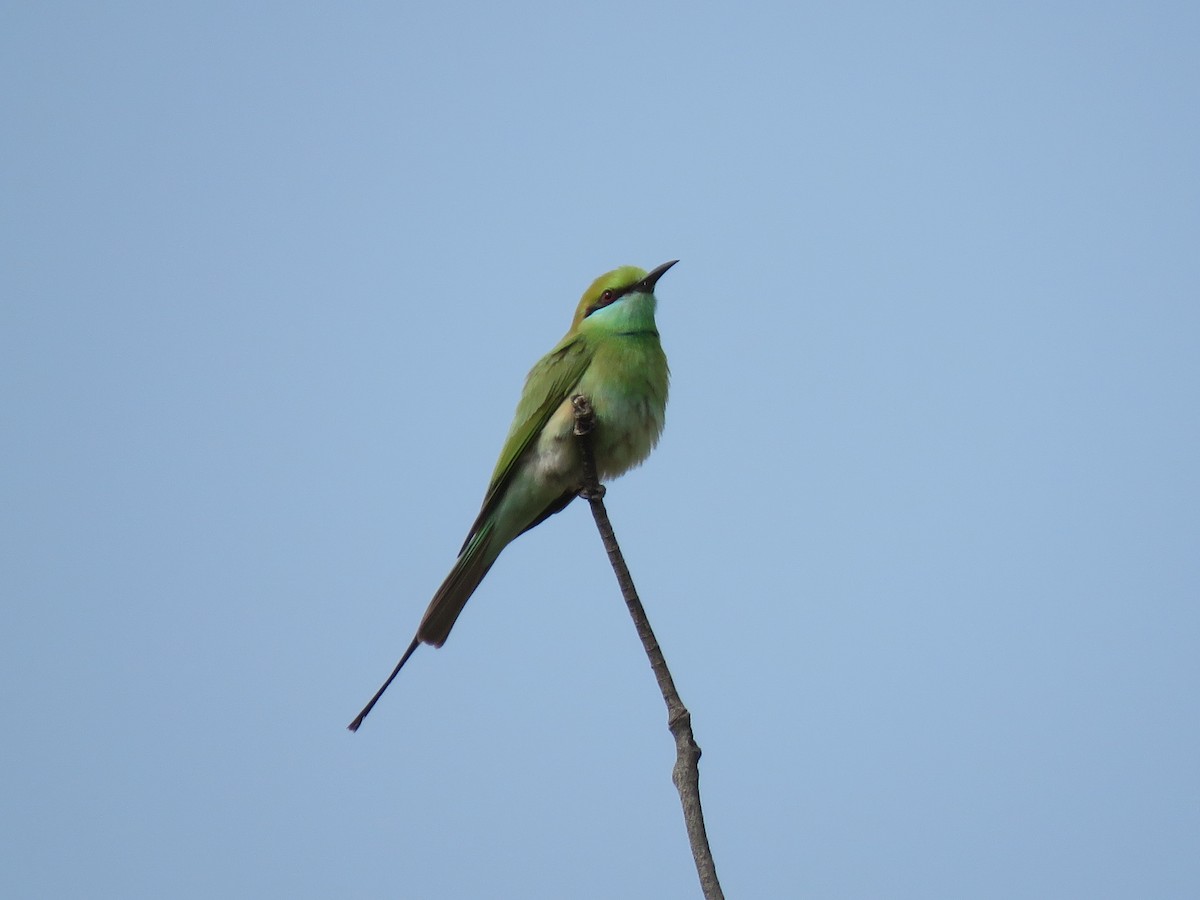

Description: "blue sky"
3 2 1198 897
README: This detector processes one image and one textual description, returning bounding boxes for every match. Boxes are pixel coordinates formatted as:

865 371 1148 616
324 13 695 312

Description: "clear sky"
3 3 1198 898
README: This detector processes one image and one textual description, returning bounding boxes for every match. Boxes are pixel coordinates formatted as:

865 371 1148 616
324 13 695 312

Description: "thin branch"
571 394 724 900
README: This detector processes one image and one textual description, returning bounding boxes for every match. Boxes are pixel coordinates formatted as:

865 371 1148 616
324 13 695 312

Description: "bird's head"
570 260 678 332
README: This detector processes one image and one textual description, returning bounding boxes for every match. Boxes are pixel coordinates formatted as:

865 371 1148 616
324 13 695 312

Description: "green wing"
459 332 593 553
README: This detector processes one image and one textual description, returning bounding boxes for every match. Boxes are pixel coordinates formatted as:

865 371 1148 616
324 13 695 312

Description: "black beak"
638 259 679 293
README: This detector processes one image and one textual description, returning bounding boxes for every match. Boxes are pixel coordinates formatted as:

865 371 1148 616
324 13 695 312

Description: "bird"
349 260 677 730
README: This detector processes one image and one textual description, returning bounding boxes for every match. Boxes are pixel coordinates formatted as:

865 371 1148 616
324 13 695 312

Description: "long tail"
347 636 419 731
417 522 499 647
346 523 501 732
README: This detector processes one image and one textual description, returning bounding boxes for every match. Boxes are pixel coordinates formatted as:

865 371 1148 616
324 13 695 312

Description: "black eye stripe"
585 283 636 318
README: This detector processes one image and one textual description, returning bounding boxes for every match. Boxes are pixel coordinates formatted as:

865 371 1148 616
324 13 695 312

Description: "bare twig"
571 395 724 900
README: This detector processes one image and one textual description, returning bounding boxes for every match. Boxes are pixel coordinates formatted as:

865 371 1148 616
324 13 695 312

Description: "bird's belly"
528 398 585 489
528 385 665 492
591 390 665 480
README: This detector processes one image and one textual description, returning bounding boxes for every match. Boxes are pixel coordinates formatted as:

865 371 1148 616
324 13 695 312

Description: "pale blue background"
3 3 1198 898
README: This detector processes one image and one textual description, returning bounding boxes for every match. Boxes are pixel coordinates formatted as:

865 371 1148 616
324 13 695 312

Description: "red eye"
602 289 614 302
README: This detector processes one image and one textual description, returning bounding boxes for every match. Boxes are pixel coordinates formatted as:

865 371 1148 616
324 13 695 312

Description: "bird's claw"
578 482 606 500
571 394 596 435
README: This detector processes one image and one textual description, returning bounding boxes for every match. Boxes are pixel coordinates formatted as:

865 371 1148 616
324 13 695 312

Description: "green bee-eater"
349 260 677 730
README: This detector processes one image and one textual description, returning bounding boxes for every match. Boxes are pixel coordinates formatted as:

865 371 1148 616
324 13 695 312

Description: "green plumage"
349 261 676 730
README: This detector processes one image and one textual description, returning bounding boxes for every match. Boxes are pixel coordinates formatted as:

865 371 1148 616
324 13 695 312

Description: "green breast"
578 333 669 480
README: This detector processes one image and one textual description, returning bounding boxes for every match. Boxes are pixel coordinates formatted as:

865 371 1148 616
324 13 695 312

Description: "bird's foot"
577 482 606 501
571 394 596 436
